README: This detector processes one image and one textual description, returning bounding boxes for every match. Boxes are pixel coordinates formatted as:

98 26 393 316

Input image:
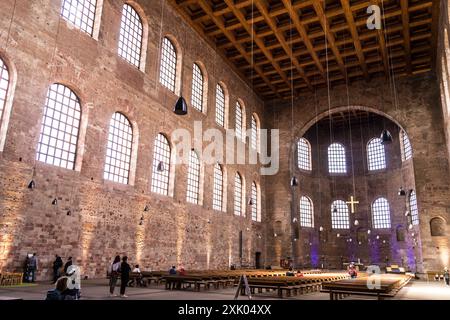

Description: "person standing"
64 256 73 274
29 253 38 282
109 255 121 297
52 255 63 283
119 256 131 298
444 267 449 286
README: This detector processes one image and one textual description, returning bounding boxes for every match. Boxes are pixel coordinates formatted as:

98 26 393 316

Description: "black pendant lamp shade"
290 177 299 187
28 180 35 189
52 198 58 205
398 187 407 196
380 129 393 144
173 96 188 115
157 161 165 172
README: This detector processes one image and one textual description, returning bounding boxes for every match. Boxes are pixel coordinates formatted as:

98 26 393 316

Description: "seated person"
295 270 304 277
286 267 295 276
46 277 69 300
169 265 177 275
178 266 186 276
129 264 145 287
348 264 358 278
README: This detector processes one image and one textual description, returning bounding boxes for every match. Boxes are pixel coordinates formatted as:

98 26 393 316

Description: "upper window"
151 133 171 196
297 138 312 171
367 138 386 171
372 197 391 229
299 196 314 228
235 101 245 142
251 182 260 222
61 0 98 36
410 191 419 225
328 143 346 174
36 84 81 170
331 200 349 229
191 63 204 112
234 172 243 216
251 114 260 152
0 58 9 124
159 37 177 92
213 163 224 212
215 84 225 127
186 150 201 204
400 130 412 161
118 4 143 68
104 112 133 184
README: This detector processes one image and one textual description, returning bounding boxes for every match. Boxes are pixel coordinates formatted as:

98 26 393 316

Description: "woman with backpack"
109 255 121 297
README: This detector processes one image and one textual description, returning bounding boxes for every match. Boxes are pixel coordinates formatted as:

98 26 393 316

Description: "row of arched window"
298 193 419 229
59 0 261 149
297 134 412 173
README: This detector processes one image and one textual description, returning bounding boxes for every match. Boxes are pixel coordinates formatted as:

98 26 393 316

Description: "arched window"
151 133 171 196
251 113 260 152
234 172 243 216
61 0 98 36
251 182 259 222
104 112 133 184
118 4 143 68
409 190 419 225
0 58 9 126
331 200 349 229
372 197 391 229
400 130 412 161
299 196 314 228
186 150 201 204
235 101 245 142
36 84 81 170
213 163 224 211
215 84 225 127
328 143 346 174
367 137 386 171
191 63 204 112
297 138 312 171
159 37 177 92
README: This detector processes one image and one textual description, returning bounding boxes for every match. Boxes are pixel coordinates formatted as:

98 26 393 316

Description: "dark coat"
120 262 131 280
53 257 63 270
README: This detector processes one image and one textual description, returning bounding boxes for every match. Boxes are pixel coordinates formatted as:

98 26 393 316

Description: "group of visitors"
46 256 81 300
108 255 132 298
285 267 304 277
169 265 186 275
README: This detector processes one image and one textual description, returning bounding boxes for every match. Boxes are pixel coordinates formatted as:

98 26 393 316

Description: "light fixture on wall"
380 129 393 145
319 226 324 232
157 161 165 172
333 205 338 213
398 187 407 196
248 198 254 206
139 214 144 226
292 217 298 223
144 205 150 212
354 219 359 226
274 233 278 237
173 96 188 115
404 210 410 217
28 180 36 189
376 235 380 240
52 198 58 205
408 223 413 230
290 176 299 187
66 210 71 216
367 229 371 234
337 233 340 238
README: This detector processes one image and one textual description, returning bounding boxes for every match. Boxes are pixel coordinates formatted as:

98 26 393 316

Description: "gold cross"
346 196 359 213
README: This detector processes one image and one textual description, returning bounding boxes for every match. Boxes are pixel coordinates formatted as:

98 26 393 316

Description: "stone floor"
0 279 449 300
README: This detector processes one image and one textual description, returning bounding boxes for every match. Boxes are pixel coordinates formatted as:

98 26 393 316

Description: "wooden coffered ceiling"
170 0 440 101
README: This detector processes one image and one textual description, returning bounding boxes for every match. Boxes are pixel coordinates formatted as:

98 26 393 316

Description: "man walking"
29 253 38 282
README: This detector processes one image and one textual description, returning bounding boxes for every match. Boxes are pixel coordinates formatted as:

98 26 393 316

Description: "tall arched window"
400 130 412 161
36 84 81 170
118 3 143 68
186 150 201 204
151 133 171 196
159 37 177 92
191 63 204 112
215 84 225 127
213 163 224 212
251 182 259 222
409 191 419 225
0 58 10 126
331 200 349 229
234 172 243 216
251 113 260 152
367 137 386 171
299 196 314 228
61 0 98 36
104 112 133 184
297 138 312 171
235 101 245 142
372 197 391 229
328 143 346 173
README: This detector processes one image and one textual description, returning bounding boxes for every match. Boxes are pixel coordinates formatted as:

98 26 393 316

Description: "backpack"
46 289 63 301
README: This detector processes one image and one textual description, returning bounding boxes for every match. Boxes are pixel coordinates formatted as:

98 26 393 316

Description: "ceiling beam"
400 0 412 74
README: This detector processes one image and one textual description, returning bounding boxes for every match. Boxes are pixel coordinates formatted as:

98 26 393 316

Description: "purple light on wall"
310 242 319 268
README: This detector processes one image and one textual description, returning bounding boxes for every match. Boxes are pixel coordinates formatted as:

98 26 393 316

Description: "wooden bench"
0 273 23 286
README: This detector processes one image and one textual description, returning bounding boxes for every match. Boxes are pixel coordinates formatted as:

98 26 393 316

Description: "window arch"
409 190 419 225
331 200 349 229
186 150 201 204
36 84 81 170
367 137 386 171
0 57 10 132
118 3 143 68
60 0 99 37
328 143 346 174
297 138 312 171
159 37 178 92
372 197 391 229
299 196 314 228
215 84 226 127
235 101 245 142
251 182 260 222
234 172 244 216
251 113 260 152
400 130 412 161
104 112 133 184
151 133 172 196
191 63 205 112
213 163 225 212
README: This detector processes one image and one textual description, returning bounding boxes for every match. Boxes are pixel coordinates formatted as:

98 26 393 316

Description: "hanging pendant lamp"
398 187 406 196
157 161 165 172
28 180 36 189
354 219 359 226
290 176 299 187
173 96 188 115
333 205 338 213
380 129 393 144
52 198 58 205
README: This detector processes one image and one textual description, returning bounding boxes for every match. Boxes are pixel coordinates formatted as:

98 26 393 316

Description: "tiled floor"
0 279 449 300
